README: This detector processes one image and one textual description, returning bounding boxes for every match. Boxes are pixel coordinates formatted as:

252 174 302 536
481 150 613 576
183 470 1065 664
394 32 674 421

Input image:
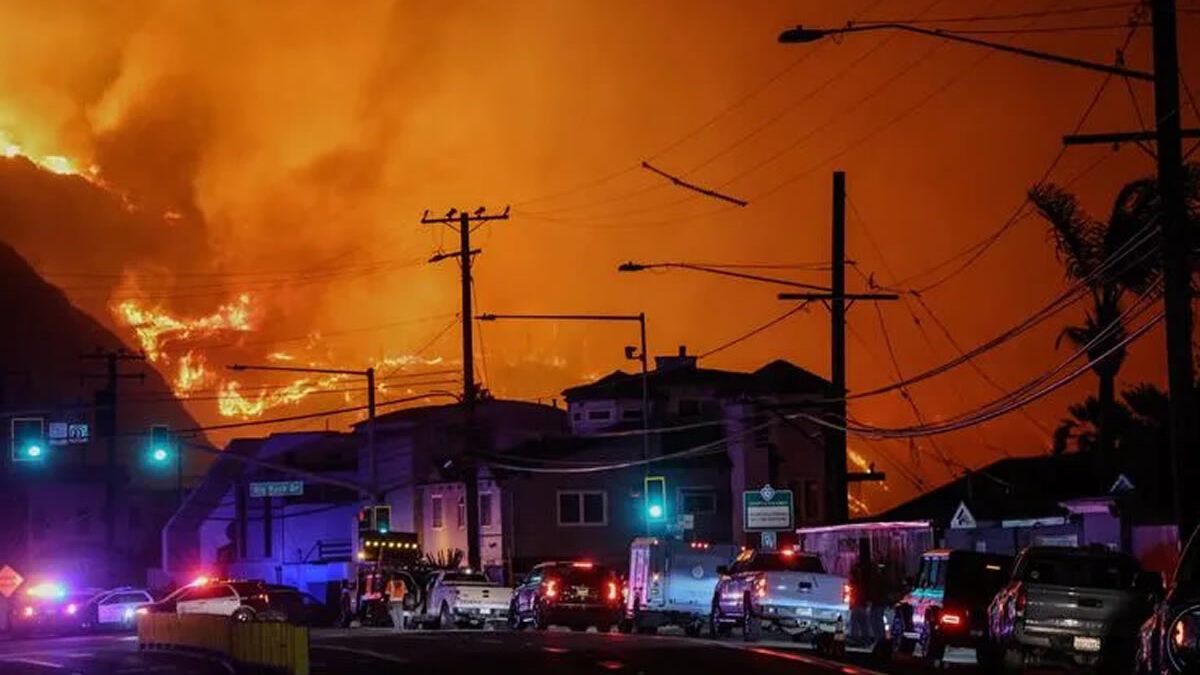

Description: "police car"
82 587 155 631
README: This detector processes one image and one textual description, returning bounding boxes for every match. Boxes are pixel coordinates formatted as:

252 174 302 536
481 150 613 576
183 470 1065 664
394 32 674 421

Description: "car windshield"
442 573 491 584
946 554 1012 603
1018 551 1136 589
748 553 825 573
231 582 265 595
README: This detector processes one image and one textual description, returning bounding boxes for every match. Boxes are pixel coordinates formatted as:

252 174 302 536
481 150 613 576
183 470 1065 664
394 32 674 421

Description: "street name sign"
249 480 304 498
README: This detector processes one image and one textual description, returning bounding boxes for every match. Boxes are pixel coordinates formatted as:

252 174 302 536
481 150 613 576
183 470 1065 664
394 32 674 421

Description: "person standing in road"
338 580 353 628
386 574 408 631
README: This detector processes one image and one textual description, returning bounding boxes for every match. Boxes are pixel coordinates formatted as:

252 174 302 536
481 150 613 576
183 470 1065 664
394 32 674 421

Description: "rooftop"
562 356 831 402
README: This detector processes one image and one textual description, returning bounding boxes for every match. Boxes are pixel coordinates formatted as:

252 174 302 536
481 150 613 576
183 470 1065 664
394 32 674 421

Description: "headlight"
1169 606 1200 670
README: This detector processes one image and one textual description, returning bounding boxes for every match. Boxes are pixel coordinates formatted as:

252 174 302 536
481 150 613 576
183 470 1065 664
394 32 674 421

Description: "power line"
860 2 1137 24
697 302 811 360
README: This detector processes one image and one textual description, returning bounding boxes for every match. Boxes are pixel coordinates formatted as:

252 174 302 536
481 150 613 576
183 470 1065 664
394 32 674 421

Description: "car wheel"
507 601 523 631
437 602 453 630
618 618 633 634
533 601 549 630
232 608 255 623
742 594 762 643
684 621 703 638
890 609 913 656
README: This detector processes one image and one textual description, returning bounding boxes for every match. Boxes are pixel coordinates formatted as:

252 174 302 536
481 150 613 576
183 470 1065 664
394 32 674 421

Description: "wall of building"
417 478 503 572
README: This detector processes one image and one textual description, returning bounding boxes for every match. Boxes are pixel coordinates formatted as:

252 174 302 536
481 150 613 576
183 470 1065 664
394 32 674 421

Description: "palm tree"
1029 178 1161 461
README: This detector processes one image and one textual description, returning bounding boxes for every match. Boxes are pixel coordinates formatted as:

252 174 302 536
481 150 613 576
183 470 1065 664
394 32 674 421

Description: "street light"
778 23 1152 80
476 312 652 455
228 363 380 501
619 261 832 291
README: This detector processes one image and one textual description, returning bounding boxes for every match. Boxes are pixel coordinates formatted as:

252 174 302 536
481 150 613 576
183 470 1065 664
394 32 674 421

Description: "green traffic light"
648 504 663 519
151 448 169 463
26 444 42 458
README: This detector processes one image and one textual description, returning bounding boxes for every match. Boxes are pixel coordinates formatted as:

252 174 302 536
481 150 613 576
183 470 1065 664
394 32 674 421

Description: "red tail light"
544 578 558 599
1014 586 1026 617
842 583 852 606
607 581 618 601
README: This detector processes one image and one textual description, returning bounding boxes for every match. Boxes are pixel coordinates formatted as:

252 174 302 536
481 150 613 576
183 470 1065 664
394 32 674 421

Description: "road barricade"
138 613 309 675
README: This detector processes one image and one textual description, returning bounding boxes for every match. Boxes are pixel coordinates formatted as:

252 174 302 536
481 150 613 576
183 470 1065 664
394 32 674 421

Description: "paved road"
0 632 229 675
309 628 894 674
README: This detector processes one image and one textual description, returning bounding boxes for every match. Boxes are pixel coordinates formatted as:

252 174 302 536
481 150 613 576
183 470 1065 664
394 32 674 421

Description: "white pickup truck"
711 548 850 643
417 570 513 629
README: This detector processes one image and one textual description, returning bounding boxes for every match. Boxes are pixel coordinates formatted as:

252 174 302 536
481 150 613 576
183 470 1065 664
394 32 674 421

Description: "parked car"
136 583 202 616
624 538 738 636
174 579 273 621
81 587 154 631
1135 527 1197 674
710 548 850 644
262 586 338 627
509 561 623 632
412 570 512 629
889 549 1013 666
989 546 1161 672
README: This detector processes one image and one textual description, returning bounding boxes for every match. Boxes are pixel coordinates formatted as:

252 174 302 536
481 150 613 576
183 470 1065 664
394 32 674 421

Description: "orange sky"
1 0 1196 511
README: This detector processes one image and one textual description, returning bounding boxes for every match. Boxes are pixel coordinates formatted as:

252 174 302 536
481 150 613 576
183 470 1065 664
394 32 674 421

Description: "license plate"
1073 636 1101 652
795 606 813 617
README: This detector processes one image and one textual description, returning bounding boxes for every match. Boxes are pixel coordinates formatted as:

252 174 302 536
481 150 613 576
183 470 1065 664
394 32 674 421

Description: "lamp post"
228 363 379 501
780 5 1197 537
618 261 831 291
477 312 652 504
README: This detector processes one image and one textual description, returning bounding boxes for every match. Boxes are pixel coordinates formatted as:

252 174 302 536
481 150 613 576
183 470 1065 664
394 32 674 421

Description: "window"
76 507 90 536
678 399 701 416
431 494 444 530
457 496 465 530
622 408 643 420
558 491 607 526
479 492 494 528
679 488 717 515
128 505 142 530
587 409 612 421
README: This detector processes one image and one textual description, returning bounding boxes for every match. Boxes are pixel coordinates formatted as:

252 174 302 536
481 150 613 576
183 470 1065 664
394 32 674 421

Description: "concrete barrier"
138 613 309 675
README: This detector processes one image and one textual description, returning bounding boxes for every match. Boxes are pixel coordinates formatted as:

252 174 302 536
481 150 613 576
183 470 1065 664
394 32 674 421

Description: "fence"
138 613 309 675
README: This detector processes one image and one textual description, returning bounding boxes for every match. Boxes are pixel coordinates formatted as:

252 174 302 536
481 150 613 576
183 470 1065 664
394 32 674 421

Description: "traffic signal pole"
80 349 144 550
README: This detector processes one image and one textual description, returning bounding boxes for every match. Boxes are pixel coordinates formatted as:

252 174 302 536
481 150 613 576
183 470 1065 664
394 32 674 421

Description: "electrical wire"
697 302 811 360
859 2 1136 24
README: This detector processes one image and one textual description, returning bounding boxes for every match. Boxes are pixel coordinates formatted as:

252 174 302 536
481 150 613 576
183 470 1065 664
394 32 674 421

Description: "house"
869 451 1179 578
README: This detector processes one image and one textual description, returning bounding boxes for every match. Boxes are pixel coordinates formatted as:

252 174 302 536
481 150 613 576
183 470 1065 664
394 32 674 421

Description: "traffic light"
148 425 171 465
11 417 46 462
645 476 666 522
374 505 391 533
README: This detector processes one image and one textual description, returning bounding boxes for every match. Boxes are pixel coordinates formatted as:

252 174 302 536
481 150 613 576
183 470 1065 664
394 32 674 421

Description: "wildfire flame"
1 129 97 178
217 374 348 418
117 294 252 361
175 351 210 394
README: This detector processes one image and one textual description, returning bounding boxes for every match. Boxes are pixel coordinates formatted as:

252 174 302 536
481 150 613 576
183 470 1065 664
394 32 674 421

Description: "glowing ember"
116 294 253 361
267 352 295 362
1 129 96 177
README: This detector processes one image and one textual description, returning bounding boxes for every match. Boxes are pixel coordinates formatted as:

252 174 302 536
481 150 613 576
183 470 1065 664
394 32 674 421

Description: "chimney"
654 345 697 372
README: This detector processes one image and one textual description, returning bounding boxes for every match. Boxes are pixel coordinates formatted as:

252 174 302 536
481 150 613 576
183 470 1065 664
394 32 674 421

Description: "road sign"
743 484 794 532
0 565 24 598
249 480 304 498
678 513 695 530
760 531 777 550
48 422 69 446
67 423 89 444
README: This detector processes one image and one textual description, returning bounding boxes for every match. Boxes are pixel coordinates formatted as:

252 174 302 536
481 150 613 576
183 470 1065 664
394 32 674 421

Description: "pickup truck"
711 548 850 643
624 538 738 636
415 570 512 629
988 546 1161 672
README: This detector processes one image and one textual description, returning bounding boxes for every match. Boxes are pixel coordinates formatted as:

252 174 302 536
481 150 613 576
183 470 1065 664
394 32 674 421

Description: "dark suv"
1136 528 1197 674
891 549 1014 666
509 561 623 632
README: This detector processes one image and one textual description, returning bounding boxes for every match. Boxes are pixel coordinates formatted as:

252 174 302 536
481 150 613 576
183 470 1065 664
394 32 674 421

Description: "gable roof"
562 359 831 401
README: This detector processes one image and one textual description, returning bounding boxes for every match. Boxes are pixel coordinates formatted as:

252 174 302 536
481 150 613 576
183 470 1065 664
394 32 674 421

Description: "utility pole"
81 348 144 550
779 172 896 524
1060 0 1197 539
423 206 510 572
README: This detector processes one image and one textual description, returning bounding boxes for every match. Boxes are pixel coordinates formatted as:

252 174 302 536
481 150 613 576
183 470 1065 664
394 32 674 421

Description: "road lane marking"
3 657 67 669
312 644 412 663
542 646 569 654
